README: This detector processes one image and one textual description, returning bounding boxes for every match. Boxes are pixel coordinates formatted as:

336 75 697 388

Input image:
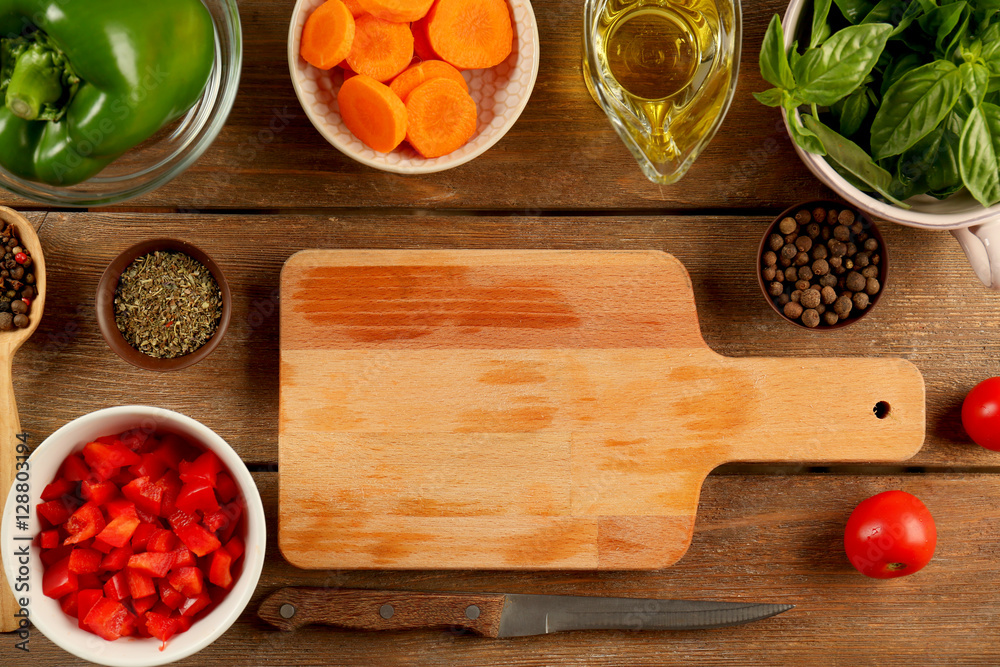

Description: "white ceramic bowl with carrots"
287 0 539 174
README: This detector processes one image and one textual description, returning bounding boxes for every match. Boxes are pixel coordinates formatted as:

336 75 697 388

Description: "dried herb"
114 251 222 358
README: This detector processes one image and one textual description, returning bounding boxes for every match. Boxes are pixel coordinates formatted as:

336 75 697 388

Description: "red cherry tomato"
844 490 936 579
962 377 1000 451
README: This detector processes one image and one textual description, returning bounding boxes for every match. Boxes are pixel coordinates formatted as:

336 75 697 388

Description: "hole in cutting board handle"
873 401 891 419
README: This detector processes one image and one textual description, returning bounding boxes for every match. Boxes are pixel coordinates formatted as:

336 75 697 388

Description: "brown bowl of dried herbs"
96 239 232 371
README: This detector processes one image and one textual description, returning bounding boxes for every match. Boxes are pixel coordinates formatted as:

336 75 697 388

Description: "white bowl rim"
780 0 1000 231
1 406 266 667
286 0 541 174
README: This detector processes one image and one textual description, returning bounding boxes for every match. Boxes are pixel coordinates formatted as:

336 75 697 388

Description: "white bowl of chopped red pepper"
0 406 266 666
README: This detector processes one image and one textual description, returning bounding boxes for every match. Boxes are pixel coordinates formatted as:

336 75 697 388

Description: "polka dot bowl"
287 0 539 174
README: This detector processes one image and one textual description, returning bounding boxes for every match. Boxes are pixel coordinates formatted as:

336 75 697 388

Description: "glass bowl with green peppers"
0 0 242 207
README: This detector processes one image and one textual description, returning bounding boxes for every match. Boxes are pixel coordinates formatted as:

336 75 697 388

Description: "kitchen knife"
257 588 793 636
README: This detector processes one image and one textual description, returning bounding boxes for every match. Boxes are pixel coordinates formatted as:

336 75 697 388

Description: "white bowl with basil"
761 0 1000 288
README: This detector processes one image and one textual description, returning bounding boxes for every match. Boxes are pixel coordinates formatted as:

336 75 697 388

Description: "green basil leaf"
961 61 990 106
918 2 966 51
834 0 877 24
754 87 784 107
793 23 893 105
862 0 913 30
879 52 923 98
928 182 965 199
893 120 948 198
760 14 795 89
785 100 827 155
939 10 970 58
790 39 803 72
926 111 964 193
839 86 871 137
959 103 1000 207
802 114 909 206
812 0 833 47
870 60 963 159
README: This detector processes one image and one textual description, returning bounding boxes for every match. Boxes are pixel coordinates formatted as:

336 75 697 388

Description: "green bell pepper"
0 0 215 185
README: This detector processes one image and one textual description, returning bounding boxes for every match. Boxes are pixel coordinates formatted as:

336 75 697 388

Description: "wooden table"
8 0 1000 664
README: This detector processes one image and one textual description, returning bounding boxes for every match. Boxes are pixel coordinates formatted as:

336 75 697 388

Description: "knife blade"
257 588 793 637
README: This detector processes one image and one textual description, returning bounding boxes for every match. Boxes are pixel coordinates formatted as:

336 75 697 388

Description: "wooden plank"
0 0 826 210
19 471 1000 665
17 211 1000 468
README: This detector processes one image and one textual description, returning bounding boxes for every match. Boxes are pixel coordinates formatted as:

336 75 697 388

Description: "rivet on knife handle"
258 588 507 636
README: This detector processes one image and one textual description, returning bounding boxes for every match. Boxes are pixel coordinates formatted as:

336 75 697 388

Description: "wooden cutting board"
279 250 925 570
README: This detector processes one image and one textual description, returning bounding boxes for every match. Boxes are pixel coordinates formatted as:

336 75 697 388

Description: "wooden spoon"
0 207 45 632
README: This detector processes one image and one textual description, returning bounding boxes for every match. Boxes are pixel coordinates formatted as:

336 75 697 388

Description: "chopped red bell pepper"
173 611 193 632
174 521 221 557
175 480 220 515
94 435 119 446
167 566 204 597
60 590 80 618
59 453 92 482
43 556 79 600
179 450 222 487
170 546 196 570
84 440 141 471
155 469 183 518
122 476 163 516
158 581 185 610
131 522 158 551
167 509 196 530
100 545 133 572
120 429 152 453
103 571 130 602
64 503 106 545
133 593 158 616
84 597 132 641
96 512 141 548
41 544 73 567
219 502 243 543
146 528 178 553
145 609 180 641
215 471 239 503
41 477 77 501
129 452 167 481
104 498 136 519
78 573 102 590
126 568 156 599
202 507 229 534
224 535 245 562
39 528 60 550
128 551 175 578
81 480 118 505
208 549 233 589
68 548 102 574
178 590 211 618
37 499 74 526
77 589 103 630
152 434 197 469
91 537 115 554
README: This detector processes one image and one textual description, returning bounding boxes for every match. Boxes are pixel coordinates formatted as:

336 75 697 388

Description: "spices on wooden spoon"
0 221 37 331
114 250 223 358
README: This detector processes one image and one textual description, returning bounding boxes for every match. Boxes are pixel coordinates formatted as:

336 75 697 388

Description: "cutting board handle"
717 356 926 464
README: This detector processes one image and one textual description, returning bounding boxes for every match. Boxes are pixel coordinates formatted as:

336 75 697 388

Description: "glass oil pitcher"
583 0 741 185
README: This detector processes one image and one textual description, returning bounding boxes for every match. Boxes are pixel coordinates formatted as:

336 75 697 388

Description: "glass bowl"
0 0 242 207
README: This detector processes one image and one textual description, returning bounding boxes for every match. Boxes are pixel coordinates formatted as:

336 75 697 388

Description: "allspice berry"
801 309 820 328
10 299 26 314
763 265 777 281
780 244 797 262
819 274 837 288
768 281 784 297
763 251 777 266
795 236 813 252
821 285 837 305
824 311 840 325
853 292 870 310
0 312 11 331
785 266 798 281
806 222 820 238
834 295 853 318
862 265 879 279
794 251 810 266
795 210 812 225
798 265 813 281
784 301 804 319
812 258 829 276
812 244 828 260
838 209 856 225
812 207 827 223
795 279 811 291
845 271 866 292
776 293 790 306
790 290 802 303
834 225 851 241
770 234 784 252
864 238 878 251
866 277 880 295
779 217 797 234
12 314 28 328
800 289 821 309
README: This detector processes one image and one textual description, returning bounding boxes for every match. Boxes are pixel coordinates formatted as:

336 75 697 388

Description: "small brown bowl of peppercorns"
757 201 887 329
96 239 232 371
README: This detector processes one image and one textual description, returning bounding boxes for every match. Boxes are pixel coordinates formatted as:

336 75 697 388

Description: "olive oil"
583 0 740 184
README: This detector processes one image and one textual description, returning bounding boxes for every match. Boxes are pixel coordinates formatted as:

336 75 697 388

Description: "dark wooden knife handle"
258 587 507 636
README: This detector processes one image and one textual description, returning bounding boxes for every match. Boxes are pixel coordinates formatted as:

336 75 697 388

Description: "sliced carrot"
426 0 512 70
410 14 439 61
357 0 434 22
300 0 356 70
390 60 467 102
338 74 408 153
342 0 368 17
346 15 414 82
404 78 477 158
